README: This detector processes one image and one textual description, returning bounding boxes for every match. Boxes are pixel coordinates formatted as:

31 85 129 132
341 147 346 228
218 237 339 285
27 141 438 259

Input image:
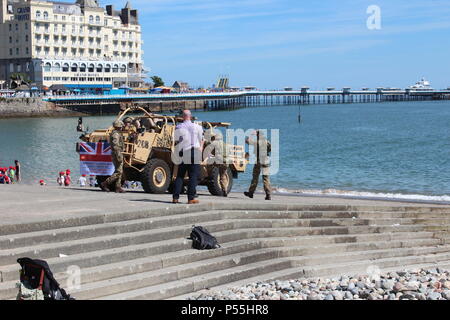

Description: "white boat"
409 78 433 91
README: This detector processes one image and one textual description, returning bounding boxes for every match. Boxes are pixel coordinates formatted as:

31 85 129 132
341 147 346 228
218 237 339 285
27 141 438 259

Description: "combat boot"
265 194 271 201
115 187 126 193
244 192 253 199
100 181 110 192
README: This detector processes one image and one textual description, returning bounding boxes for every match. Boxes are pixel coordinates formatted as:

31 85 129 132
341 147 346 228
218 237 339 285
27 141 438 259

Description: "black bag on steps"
189 226 221 250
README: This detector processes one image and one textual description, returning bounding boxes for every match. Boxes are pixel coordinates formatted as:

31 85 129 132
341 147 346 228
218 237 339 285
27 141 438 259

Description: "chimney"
130 9 138 24
106 5 113 16
121 7 130 25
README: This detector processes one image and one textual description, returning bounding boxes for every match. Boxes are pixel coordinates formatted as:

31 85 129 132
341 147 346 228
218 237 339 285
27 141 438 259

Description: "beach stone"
332 291 343 300
441 291 450 300
382 280 395 290
427 292 441 300
348 282 356 290
344 292 353 300
443 281 450 290
324 294 334 301
388 294 396 300
393 282 404 292
367 293 379 300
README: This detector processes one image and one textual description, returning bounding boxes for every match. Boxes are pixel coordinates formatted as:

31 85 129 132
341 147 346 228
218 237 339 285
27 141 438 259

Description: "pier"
42 88 450 113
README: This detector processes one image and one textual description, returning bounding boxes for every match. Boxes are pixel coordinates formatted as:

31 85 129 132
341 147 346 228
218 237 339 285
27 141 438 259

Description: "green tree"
151 76 165 88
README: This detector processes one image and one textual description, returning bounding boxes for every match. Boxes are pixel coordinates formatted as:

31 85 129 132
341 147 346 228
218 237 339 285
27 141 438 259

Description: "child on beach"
8 166 15 183
64 169 72 187
78 174 87 187
39 180 47 186
57 172 65 186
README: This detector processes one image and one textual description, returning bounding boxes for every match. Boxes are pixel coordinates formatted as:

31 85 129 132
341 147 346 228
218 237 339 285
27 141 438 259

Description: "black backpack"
17 258 74 300
189 226 221 250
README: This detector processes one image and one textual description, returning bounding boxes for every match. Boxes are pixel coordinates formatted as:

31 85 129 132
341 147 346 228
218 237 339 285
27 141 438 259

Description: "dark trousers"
173 149 201 201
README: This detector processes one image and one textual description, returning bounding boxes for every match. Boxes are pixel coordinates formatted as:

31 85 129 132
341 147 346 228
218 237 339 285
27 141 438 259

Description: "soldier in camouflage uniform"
244 130 272 200
101 120 126 193
208 131 229 197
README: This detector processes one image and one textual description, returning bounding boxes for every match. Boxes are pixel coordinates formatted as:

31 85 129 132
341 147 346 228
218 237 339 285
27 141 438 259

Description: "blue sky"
104 0 450 90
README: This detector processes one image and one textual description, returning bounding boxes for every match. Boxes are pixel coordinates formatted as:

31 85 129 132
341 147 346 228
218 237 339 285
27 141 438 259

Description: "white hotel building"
0 0 145 91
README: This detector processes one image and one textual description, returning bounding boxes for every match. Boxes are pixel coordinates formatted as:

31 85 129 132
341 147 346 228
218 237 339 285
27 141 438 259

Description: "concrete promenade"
1 185 448 226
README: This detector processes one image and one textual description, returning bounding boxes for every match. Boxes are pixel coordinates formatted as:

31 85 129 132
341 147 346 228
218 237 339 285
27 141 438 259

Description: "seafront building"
0 0 145 92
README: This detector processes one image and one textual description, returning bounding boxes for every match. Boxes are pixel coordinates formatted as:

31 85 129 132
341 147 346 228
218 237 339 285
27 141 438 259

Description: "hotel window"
105 64 111 72
80 63 86 72
54 15 58 20
79 26 84 33
44 63 51 72
96 16 100 24
71 49 77 56
62 63 69 72
9 48 13 55
36 11 41 19
71 77 78 81
16 48 19 55
54 63 61 72
54 25 58 32
43 12 48 20
88 64 95 72
96 64 103 72
112 64 119 73
26 47 29 54
62 77 69 81
62 16 66 21
9 36 12 43
15 24 18 31
120 65 126 73
89 15 94 24
72 17 75 22
25 35 29 42
25 23 28 30
71 63 78 72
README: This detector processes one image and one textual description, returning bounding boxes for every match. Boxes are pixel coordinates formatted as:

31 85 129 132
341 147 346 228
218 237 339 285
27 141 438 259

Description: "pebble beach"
188 268 450 300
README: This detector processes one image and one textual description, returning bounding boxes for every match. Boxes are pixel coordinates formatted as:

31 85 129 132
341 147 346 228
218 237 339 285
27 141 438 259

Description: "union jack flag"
79 142 115 176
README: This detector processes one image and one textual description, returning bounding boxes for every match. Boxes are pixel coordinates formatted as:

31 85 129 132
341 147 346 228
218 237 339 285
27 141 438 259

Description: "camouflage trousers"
104 156 123 189
248 164 271 196
218 164 228 192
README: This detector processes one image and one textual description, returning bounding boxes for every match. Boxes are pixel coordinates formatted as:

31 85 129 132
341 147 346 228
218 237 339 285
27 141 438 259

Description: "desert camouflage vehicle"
77 106 247 195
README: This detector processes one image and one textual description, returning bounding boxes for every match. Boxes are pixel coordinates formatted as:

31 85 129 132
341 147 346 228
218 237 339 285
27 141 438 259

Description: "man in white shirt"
172 110 204 204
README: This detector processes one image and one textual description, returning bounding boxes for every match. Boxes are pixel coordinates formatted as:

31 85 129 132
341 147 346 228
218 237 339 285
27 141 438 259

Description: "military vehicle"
77 107 247 195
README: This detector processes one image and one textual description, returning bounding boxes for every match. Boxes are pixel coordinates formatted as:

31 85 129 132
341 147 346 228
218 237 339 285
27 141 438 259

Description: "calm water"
1 100 450 200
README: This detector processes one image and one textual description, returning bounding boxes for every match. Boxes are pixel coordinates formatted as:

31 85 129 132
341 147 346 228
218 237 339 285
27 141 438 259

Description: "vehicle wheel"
207 166 233 196
141 159 171 194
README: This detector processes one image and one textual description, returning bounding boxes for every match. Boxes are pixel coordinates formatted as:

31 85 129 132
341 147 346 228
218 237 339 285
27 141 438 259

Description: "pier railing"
41 89 450 111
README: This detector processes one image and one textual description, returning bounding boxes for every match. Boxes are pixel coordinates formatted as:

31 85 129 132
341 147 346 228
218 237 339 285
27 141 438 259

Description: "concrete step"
4 208 445 250
2 216 445 266
51 240 449 299
0 229 434 283
0 205 214 236
0 235 440 300
96 247 450 300
177 254 450 300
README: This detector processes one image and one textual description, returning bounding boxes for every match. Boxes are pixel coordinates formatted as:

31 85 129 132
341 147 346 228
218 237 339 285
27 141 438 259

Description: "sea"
1 100 450 202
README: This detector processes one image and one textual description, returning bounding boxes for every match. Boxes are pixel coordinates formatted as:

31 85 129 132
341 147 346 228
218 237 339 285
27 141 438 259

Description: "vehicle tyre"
207 166 233 196
141 159 171 194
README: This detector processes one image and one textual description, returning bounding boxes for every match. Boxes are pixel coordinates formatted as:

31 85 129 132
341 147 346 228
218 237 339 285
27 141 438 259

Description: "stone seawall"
0 97 82 119
0 98 207 119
